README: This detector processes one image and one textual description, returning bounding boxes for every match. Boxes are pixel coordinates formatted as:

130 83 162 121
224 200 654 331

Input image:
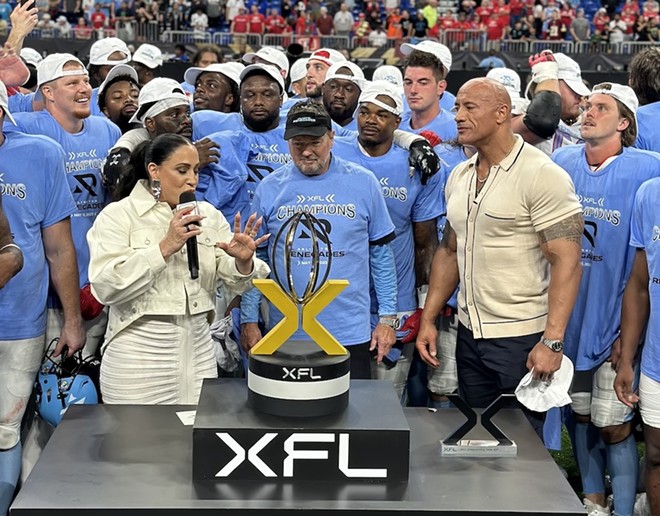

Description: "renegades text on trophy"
247 212 350 418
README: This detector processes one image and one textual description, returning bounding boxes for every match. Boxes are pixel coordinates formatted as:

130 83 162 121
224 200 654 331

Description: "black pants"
348 342 372 380
456 324 546 440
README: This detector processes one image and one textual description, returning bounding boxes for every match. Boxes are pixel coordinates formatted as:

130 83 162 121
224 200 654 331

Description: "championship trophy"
247 211 351 418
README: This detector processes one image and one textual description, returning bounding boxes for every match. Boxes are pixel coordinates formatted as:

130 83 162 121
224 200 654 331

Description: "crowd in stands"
1 0 659 44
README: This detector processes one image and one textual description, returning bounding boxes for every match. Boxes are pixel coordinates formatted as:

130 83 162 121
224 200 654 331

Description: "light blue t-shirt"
192 110 244 140
630 177 660 382
7 91 35 113
635 102 660 153
552 145 660 371
196 130 252 224
251 155 396 346
399 108 458 143
333 138 443 313
0 132 76 340
439 91 456 113
90 87 102 116
7 111 121 288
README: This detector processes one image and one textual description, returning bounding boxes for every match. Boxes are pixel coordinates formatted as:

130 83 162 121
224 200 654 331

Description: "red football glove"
80 284 104 321
398 308 423 344
528 50 559 85
418 130 443 148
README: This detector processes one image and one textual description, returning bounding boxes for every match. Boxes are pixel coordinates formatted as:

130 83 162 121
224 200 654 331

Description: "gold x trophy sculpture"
247 212 351 418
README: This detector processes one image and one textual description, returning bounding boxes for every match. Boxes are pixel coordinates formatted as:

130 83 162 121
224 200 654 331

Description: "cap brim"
1 105 16 125
184 67 203 86
564 78 590 97
399 43 415 56
284 125 329 140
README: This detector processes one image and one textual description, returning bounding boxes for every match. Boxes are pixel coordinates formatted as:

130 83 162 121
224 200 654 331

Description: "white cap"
132 44 163 69
372 65 403 88
324 61 366 89
88 37 131 66
129 77 189 124
590 82 639 116
20 47 43 67
308 48 346 68
36 53 88 100
289 58 308 87
554 53 590 97
243 47 290 77
358 80 403 116
487 67 521 97
486 67 529 115
98 64 139 98
239 63 285 93
400 40 452 74
0 81 17 125
515 355 574 412
184 62 243 88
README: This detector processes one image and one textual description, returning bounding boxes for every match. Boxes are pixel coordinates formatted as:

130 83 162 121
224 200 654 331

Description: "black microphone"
178 191 199 280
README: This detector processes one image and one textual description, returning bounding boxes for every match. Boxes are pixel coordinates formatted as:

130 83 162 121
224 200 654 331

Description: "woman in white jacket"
87 134 269 404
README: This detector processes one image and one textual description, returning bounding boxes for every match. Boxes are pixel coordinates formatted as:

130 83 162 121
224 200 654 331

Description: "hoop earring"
151 179 161 201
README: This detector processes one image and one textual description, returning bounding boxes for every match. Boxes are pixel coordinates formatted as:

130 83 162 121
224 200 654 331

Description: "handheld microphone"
177 191 199 280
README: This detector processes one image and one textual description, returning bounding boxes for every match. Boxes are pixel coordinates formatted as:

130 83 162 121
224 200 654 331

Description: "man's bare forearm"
538 213 583 340
422 222 459 323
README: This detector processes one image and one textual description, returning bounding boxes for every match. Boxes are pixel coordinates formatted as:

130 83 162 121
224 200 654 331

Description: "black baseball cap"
284 108 332 140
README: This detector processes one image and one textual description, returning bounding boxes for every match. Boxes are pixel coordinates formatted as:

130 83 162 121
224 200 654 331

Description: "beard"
244 110 279 132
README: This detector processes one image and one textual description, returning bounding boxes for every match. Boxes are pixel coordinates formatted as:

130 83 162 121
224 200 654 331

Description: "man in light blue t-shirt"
6 53 121 357
241 101 398 380
553 83 660 516
629 47 660 153
0 82 82 516
333 81 442 398
615 177 660 516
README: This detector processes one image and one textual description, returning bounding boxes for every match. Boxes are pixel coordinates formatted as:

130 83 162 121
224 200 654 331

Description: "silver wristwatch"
541 337 564 352
379 316 398 330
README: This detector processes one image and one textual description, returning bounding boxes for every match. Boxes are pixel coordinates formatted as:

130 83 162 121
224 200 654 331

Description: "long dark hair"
111 134 192 201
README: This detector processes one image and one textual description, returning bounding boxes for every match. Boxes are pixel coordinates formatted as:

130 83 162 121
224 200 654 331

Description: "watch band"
541 337 563 352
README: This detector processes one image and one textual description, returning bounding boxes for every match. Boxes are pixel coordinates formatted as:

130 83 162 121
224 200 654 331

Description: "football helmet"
35 340 100 427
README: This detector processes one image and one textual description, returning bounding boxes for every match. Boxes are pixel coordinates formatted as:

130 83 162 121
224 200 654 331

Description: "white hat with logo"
184 62 244 88
239 63 285 93
554 53 590 97
323 61 366 89
36 53 88 100
88 37 131 66
308 48 346 68
132 44 163 69
129 77 189 124
20 47 43 67
487 67 529 115
515 355 574 412
400 40 452 74
243 46 290 77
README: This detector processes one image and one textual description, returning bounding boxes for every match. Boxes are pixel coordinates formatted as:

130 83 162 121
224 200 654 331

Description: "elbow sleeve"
523 90 562 140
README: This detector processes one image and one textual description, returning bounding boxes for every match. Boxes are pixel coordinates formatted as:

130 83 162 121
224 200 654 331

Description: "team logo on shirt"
577 194 621 227
581 221 602 265
653 225 660 242
0 173 26 200
379 177 408 202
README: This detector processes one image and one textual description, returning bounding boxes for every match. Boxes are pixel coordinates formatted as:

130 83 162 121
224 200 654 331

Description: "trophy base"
439 439 518 457
248 340 351 418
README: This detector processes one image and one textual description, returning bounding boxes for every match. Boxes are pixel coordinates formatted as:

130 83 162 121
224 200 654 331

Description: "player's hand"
408 139 440 185
195 138 220 168
614 363 639 408
54 321 86 357
529 49 559 85
240 322 262 353
370 324 396 364
416 317 439 368
609 337 622 369
418 129 443 148
398 308 423 344
526 343 562 380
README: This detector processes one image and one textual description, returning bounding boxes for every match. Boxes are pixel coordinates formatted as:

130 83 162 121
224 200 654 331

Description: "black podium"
10 380 585 515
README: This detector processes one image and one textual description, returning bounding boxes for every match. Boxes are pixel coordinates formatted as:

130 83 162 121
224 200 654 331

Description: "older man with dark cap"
240 101 398 379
